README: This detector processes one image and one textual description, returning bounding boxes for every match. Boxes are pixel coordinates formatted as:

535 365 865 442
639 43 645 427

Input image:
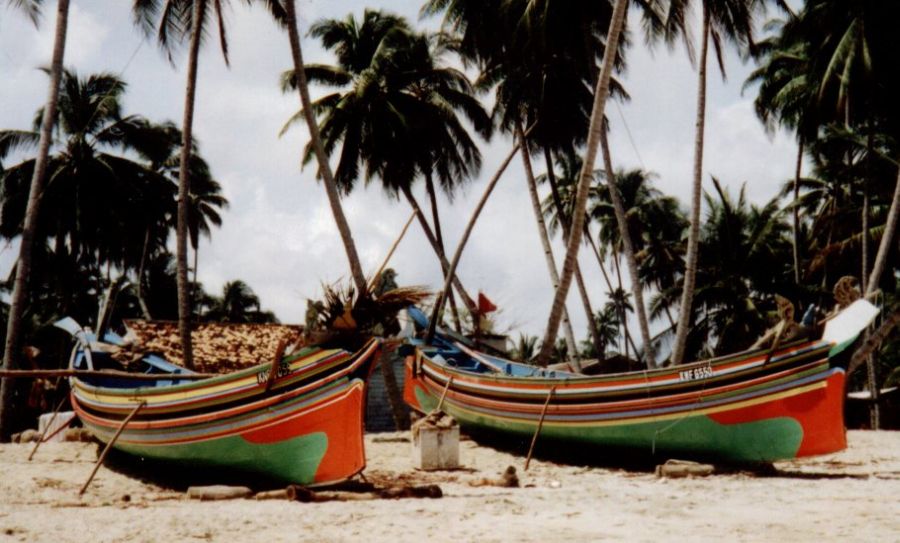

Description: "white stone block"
412 425 460 470
38 411 76 443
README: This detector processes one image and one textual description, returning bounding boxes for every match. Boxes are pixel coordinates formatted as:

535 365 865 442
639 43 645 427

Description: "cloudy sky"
0 1 797 344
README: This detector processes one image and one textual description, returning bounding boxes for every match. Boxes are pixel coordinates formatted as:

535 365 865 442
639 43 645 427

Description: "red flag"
478 292 497 314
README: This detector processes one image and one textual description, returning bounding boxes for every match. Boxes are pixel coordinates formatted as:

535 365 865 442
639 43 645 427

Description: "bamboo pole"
524 386 555 471
79 401 146 496
433 377 454 414
265 339 288 392
367 210 417 295
0 369 215 381
28 394 67 460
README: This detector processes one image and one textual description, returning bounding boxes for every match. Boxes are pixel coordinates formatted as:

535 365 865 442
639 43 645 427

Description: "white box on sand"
412 412 460 470
38 411 76 443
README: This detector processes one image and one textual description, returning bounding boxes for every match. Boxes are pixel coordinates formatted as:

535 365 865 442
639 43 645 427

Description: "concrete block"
38 411 76 443
412 424 460 470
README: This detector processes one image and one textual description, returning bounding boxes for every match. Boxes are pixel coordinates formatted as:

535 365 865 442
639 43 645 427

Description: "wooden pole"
265 339 289 392
433 377 453 414
524 386 555 471
367 210 417 295
426 123 536 344
0 369 215 381
763 321 786 366
28 394 67 461
79 401 146 496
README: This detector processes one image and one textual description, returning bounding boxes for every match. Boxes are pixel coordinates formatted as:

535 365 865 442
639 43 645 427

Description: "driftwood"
285 484 443 502
187 485 254 501
468 466 520 488
254 489 290 500
655 459 716 479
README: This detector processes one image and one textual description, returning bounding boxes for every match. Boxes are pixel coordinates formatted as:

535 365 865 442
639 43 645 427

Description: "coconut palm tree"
0 70 178 266
270 0 369 298
203 280 277 323
510 333 538 363
660 0 765 366
531 0 640 366
280 10 490 320
133 0 256 369
1 0 67 441
798 0 900 297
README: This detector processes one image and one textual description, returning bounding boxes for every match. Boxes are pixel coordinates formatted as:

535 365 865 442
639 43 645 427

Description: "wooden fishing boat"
57 319 381 485
403 301 879 463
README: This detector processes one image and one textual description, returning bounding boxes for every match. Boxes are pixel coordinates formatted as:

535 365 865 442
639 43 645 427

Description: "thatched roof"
123 320 305 374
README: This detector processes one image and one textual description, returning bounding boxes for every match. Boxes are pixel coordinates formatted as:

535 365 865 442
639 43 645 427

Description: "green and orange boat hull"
403 301 878 464
67 333 381 486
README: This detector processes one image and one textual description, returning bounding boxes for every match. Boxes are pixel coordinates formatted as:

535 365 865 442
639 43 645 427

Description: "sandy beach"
1 430 898 542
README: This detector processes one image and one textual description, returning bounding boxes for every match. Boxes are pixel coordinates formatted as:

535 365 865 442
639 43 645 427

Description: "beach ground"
1 430 898 542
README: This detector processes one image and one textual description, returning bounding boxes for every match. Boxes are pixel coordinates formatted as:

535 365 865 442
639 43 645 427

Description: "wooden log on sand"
655 459 716 479
187 485 254 501
285 484 443 502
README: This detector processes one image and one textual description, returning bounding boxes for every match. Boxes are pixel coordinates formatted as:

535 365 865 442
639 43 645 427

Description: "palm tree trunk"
174 0 206 370
792 139 803 285
866 168 900 294
424 174 463 333
193 239 199 290
613 253 630 361
284 0 367 296
599 128 655 366
544 147 605 360
400 185 478 316
535 0 628 366
136 228 152 320
586 229 616 293
670 7 711 366
516 123 580 367
0 0 69 441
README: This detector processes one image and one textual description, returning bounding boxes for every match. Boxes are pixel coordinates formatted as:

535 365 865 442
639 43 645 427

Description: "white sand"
1 430 898 542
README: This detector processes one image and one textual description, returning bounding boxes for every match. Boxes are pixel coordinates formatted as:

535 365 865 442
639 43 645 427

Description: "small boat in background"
403 301 879 463
57 318 380 486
